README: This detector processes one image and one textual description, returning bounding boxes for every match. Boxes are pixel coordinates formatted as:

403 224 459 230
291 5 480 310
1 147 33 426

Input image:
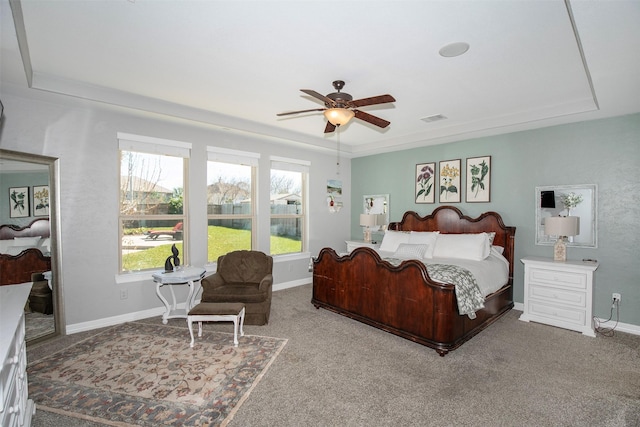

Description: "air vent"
421 114 448 123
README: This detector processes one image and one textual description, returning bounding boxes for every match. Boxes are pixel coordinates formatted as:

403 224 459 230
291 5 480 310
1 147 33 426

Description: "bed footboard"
312 247 513 356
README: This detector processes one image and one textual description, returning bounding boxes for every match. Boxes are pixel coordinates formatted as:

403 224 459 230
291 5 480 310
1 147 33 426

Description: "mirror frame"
0 148 65 341
363 194 389 232
535 184 598 248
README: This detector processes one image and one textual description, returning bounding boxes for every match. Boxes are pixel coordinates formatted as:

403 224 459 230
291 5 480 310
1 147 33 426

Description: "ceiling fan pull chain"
336 125 341 175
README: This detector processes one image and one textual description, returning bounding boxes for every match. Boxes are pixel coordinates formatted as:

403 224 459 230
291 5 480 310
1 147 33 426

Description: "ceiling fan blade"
349 94 396 108
354 109 391 128
324 121 337 133
277 108 325 116
300 89 337 107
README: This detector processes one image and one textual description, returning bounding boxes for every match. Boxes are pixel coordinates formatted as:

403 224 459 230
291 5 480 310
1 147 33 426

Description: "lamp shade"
359 213 377 227
545 216 579 237
324 108 355 126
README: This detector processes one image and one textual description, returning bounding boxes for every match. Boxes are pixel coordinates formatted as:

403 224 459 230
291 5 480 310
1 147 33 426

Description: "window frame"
117 133 191 274
269 156 309 256
206 147 260 263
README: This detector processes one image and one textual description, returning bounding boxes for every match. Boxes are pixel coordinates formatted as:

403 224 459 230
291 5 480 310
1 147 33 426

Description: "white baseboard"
66 279 311 335
511 303 640 336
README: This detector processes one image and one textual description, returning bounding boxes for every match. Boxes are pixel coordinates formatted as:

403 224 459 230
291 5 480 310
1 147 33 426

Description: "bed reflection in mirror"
535 184 597 248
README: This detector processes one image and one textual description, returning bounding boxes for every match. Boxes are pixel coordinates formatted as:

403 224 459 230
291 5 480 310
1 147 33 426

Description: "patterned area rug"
28 322 287 426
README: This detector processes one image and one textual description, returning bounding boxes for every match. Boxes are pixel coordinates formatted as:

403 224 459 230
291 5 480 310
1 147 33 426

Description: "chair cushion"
203 284 268 303
188 302 245 316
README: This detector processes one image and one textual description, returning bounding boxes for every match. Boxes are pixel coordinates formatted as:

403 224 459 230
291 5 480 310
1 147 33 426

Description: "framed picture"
9 186 29 218
415 163 435 204
32 185 50 216
466 156 491 202
439 159 461 203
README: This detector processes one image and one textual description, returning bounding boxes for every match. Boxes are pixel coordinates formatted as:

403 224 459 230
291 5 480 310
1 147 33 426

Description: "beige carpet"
29 284 640 427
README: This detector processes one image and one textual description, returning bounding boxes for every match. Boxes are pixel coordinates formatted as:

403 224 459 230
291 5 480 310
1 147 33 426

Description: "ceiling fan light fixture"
324 108 355 126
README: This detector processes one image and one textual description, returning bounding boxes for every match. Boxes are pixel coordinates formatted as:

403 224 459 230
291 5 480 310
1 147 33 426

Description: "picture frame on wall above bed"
415 163 435 204
439 159 461 203
32 185 50 216
465 156 491 203
9 186 30 218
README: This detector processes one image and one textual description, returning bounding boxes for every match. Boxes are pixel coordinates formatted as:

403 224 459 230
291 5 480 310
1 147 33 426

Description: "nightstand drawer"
527 300 586 327
528 284 586 308
528 268 587 290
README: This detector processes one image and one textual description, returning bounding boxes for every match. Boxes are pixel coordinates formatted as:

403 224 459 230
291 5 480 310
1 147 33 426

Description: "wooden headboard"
0 218 50 240
388 206 516 284
0 218 51 286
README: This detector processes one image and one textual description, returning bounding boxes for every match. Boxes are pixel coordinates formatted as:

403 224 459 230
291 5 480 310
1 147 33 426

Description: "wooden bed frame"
312 206 516 356
0 218 51 286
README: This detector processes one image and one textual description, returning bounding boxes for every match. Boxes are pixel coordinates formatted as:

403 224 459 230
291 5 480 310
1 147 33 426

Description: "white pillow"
6 246 33 256
393 243 429 260
433 233 491 261
13 236 40 247
379 230 411 252
492 245 505 255
408 231 439 259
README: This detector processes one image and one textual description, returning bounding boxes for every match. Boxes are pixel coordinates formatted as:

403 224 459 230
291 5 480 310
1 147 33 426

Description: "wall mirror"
363 194 389 232
0 149 63 342
535 184 597 248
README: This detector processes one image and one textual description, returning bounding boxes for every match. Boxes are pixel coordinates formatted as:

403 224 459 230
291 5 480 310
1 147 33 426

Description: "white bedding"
376 246 509 297
0 237 50 256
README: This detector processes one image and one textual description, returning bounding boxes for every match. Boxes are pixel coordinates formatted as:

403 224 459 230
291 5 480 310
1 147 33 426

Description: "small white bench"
187 302 246 347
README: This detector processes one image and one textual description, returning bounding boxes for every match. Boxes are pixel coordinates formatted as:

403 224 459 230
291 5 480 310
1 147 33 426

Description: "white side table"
345 240 380 253
520 257 599 336
152 267 206 324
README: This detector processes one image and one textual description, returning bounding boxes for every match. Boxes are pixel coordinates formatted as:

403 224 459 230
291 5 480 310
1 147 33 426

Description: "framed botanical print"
466 156 491 202
32 185 50 216
9 186 29 218
415 162 435 204
439 159 461 203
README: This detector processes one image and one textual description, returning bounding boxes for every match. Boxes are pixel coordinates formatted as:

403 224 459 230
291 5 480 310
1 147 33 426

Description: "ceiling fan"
277 80 396 133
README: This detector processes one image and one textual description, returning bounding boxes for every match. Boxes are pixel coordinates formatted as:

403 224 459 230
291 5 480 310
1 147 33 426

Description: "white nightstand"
520 256 599 337
345 240 380 253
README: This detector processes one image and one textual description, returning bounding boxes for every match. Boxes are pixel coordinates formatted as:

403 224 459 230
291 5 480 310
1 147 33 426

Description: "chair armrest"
201 272 225 290
258 274 273 292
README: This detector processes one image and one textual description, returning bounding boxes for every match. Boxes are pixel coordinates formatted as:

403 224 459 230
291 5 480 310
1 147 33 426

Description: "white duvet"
376 247 509 297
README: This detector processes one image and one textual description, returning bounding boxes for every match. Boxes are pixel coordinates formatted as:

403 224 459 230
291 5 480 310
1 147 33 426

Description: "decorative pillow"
13 236 41 247
39 237 51 253
392 243 429 260
492 245 505 255
433 232 491 261
379 230 411 252
487 232 496 245
408 231 439 259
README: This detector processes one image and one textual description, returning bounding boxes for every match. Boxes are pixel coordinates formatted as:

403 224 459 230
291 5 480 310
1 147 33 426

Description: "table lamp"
544 216 579 262
359 214 377 243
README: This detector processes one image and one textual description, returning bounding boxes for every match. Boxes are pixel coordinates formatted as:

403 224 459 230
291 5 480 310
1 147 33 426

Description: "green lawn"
122 225 300 271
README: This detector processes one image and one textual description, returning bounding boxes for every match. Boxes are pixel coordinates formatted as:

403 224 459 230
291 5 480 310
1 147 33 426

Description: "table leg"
156 282 171 324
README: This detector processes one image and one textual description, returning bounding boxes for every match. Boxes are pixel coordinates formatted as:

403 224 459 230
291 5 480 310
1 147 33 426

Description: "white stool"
187 302 246 347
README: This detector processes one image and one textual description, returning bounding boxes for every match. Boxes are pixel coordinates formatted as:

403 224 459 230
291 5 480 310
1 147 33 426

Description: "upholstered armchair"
200 250 273 325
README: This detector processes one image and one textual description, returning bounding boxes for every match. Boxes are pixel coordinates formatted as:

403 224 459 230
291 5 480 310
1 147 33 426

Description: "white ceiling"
2 0 639 157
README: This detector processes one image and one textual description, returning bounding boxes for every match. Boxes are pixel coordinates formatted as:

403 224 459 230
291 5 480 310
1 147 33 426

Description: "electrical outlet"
612 293 621 303
120 289 128 300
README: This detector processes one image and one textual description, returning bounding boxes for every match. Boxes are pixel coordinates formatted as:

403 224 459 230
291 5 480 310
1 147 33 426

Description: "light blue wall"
0 171 49 226
352 113 640 326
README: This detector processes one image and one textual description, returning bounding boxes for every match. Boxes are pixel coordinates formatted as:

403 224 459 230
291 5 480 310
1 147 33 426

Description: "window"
118 133 190 273
270 156 309 255
206 147 259 263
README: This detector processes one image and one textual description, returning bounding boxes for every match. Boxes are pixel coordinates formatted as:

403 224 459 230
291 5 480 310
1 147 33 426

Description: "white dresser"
345 240 380 253
1 283 35 427
520 257 599 337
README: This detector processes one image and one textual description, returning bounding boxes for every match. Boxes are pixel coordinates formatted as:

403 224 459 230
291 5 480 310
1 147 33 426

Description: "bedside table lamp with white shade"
544 216 579 261
359 213 377 243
